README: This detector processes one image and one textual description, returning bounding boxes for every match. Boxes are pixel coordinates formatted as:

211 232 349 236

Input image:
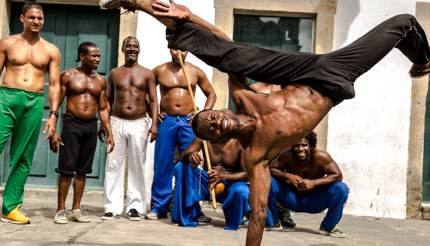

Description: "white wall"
329 0 430 218
137 0 215 109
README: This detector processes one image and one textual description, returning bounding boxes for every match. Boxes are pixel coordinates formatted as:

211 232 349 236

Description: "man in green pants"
0 1 61 224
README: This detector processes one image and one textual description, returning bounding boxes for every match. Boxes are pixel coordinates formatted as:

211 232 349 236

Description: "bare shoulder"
41 38 61 57
136 64 154 77
0 35 21 49
187 62 204 73
96 73 107 87
60 68 78 83
61 68 77 77
152 62 169 76
312 150 334 164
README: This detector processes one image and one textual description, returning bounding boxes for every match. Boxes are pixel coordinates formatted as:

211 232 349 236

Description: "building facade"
1 0 430 219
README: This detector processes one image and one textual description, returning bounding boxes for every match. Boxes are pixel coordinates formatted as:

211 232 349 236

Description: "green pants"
0 87 44 215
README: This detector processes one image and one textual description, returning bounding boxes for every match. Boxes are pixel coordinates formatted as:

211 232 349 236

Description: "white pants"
104 116 153 215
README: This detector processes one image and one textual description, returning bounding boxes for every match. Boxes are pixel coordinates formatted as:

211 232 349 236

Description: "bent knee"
391 14 415 26
332 182 349 200
233 185 250 199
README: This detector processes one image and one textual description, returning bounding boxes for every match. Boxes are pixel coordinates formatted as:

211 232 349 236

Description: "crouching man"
172 137 250 230
267 132 349 237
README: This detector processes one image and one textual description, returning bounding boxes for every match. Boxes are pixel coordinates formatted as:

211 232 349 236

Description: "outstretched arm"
151 0 231 41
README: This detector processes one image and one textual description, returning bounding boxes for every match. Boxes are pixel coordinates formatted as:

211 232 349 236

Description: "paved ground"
0 190 429 246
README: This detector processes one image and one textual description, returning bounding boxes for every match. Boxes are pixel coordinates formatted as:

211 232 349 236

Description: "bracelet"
49 111 59 118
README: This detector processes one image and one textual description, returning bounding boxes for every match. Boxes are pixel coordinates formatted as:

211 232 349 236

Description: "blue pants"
172 162 250 230
267 177 349 231
151 115 195 217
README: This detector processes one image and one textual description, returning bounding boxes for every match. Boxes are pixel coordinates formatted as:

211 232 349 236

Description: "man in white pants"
102 36 158 220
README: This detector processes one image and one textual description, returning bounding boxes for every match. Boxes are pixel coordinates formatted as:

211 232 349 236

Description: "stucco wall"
137 0 214 110
329 0 430 218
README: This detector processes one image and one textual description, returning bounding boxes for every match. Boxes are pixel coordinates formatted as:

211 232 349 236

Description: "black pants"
167 14 430 105
56 114 98 177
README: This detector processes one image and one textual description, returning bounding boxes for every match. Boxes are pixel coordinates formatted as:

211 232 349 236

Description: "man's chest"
7 44 50 69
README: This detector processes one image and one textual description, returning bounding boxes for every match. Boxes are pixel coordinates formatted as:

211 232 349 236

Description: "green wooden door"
0 3 119 188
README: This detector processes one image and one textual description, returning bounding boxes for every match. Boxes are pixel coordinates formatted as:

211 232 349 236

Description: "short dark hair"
305 131 317 151
122 36 139 49
76 42 97 62
191 109 211 139
22 0 43 15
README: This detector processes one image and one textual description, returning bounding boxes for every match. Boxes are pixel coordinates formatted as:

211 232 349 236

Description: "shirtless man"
173 137 249 230
267 132 348 237
102 36 158 221
147 48 216 219
100 0 430 245
0 1 60 224
51 42 113 224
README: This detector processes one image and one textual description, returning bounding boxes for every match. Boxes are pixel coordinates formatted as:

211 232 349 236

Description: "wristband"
49 111 59 118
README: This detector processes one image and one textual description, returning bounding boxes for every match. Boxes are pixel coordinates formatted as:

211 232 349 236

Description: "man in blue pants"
267 132 349 237
172 137 250 230
147 49 216 220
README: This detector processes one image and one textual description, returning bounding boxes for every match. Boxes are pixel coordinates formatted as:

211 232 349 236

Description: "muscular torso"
238 85 333 163
207 139 243 173
110 65 152 119
62 69 105 119
155 62 198 116
1 34 56 92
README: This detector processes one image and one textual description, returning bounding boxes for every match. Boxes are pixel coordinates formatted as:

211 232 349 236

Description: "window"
229 14 315 110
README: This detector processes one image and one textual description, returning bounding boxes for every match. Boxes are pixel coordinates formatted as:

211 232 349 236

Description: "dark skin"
50 46 114 212
0 7 61 140
152 49 216 119
107 37 158 142
181 138 247 189
270 138 343 194
122 1 330 245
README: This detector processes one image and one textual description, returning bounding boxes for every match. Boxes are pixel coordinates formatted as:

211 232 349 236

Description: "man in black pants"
50 42 114 224
99 1 430 245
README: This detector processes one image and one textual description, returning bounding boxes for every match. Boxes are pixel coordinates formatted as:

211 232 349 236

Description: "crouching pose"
267 132 349 237
172 137 250 230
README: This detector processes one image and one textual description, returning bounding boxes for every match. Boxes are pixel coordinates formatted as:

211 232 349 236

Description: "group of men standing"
6 0 429 245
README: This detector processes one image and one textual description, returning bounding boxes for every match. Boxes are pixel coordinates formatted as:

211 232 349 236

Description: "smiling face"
292 138 312 162
20 8 44 33
122 37 140 62
80 46 101 70
193 110 240 142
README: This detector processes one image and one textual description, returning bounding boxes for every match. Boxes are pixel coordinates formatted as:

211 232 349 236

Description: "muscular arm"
58 72 69 106
152 1 231 41
147 70 159 141
98 78 114 152
179 137 203 162
310 151 343 187
269 151 289 182
44 46 61 139
228 75 253 113
0 39 7 77
219 168 248 182
196 67 216 110
48 47 61 113
106 72 114 113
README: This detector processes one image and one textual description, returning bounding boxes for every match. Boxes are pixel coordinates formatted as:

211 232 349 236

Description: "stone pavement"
0 190 429 246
